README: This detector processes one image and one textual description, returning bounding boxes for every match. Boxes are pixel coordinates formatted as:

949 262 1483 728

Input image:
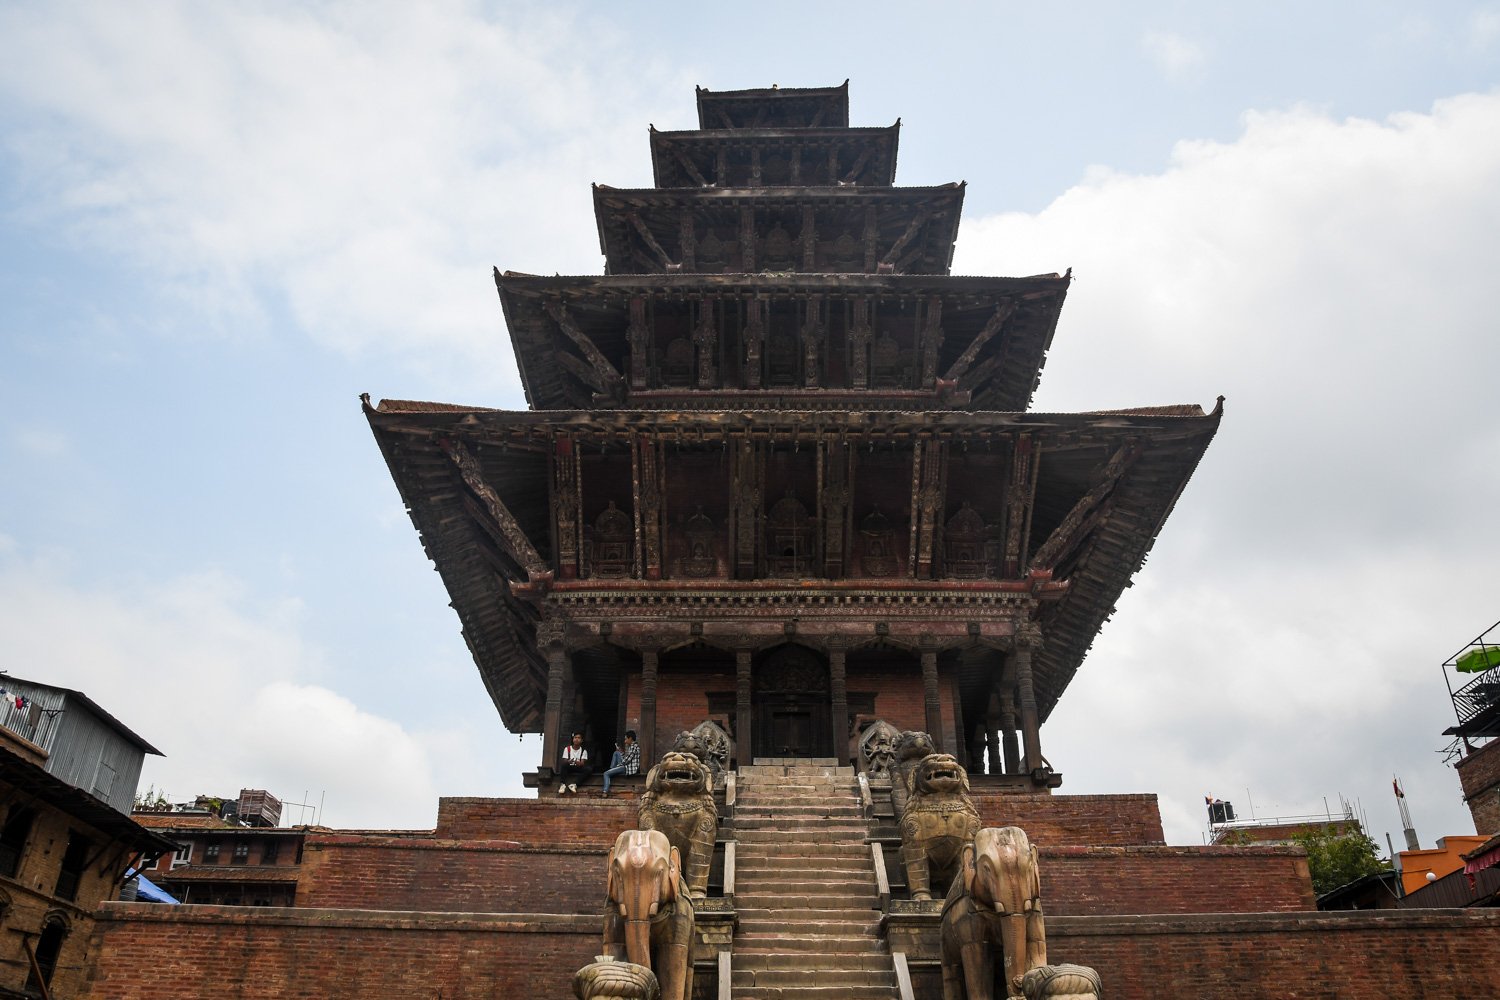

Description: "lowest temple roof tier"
365 400 1221 733
696 82 849 130
592 183 964 276
495 271 1069 412
648 123 900 189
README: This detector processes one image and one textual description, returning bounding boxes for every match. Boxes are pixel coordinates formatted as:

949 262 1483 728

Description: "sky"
0 1 1497 848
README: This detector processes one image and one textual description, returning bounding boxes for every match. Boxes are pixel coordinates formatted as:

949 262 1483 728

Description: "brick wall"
1045 910 1500 1000
79 903 602 1000
1037 845 1314 914
296 835 615 914
654 662 735 751
435 796 636 843
1456 738 1500 835
847 663 927 735
969 792 1166 846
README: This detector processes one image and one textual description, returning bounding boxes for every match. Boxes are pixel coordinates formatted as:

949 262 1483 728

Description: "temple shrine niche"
365 81 1220 789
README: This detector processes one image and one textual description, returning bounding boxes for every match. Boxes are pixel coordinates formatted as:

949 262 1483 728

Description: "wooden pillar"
640 648 660 767
1000 687 1020 776
1012 632 1043 774
921 645 943 751
828 646 848 764
736 648 753 767
538 621 569 770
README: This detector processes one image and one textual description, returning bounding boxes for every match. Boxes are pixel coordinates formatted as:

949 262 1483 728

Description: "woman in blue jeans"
602 730 640 795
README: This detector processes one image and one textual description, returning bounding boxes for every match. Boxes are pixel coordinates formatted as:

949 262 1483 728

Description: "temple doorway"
752 644 831 759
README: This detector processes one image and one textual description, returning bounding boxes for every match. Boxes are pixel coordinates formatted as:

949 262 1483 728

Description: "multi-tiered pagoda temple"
365 81 1220 785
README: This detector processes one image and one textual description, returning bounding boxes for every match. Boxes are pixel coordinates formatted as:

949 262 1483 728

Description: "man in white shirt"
558 731 591 794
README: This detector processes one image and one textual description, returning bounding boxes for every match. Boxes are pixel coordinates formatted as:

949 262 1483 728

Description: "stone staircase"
730 759 899 1000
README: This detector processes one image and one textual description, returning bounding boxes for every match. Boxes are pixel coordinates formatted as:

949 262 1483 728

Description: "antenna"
1393 775 1418 851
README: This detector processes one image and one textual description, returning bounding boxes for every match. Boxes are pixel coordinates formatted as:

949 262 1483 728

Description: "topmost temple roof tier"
696 82 849 130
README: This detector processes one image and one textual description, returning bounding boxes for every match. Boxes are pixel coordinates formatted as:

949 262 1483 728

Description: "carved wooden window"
870 332 906 388
681 507 718 578
859 507 898 576
588 502 634 579
766 330 798 387
944 503 990 579
765 493 814 577
663 337 693 387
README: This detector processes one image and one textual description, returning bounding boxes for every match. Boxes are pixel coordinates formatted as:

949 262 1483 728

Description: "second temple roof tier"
496 271 1067 412
592 184 964 276
648 124 900 189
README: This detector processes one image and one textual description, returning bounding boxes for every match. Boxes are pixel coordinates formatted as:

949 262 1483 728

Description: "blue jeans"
603 750 627 792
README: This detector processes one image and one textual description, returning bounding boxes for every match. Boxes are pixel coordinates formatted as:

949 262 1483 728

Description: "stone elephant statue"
603 830 695 1000
940 827 1047 1000
573 958 660 1000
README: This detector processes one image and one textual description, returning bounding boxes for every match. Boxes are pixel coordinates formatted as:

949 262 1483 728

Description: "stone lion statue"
638 750 717 898
899 752 980 901
889 729 938 820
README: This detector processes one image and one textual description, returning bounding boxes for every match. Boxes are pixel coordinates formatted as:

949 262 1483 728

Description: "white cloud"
0 548 506 829
959 93 1500 845
1141 30 1207 82
11 427 68 457
0 2 684 389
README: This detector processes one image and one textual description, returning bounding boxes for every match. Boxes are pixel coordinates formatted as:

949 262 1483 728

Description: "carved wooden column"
999 688 1020 776
818 437 849 579
743 297 765 390
632 435 664 580
828 643 849 765
1012 625 1043 774
910 438 946 579
848 297 871 390
735 648 754 767
693 299 717 389
552 435 581 579
919 297 943 389
626 295 650 391
1002 433 1038 578
538 620 569 770
640 648 660 767
920 641 943 752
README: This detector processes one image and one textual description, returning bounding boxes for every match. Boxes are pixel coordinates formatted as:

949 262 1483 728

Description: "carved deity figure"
940 827 1047 1000
685 722 732 776
899 753 981 901
859 720 902 779
638 751 718 898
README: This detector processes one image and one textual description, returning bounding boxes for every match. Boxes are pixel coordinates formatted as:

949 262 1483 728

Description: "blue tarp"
126 868 179 904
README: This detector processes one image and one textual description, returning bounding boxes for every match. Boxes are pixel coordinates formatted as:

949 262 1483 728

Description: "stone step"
732 827 869 841
735 859 872 875
735 895 876 911
736 913 878 932
732 954 895 973
733 969 897 989
733 932 882 953
730 985 898 1000
735 849 871 865
735 795 861 805
733 875 876 891
734 803 864 815
746 757 843 766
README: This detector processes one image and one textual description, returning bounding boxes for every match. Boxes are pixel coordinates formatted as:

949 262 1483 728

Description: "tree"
1291 826 1389 896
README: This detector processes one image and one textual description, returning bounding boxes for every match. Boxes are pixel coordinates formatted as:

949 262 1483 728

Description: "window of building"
23 916 67 995
203 842 220 862
232 841 249 862
54 833 89 902
0 807 36 879
261 839 279 864
171 842 192 868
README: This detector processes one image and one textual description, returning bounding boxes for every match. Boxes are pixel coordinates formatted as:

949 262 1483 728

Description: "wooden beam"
841 144 875 185
944 302 1017 381
879 208 931 268
670 146 710 187
544 301 625 395
440 437 548 578
627 211 675 269
1028 441 1142 572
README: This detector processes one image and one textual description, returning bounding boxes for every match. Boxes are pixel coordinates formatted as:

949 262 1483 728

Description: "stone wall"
1037 845 1314 914
1456 738 1500 835
435 796 635 842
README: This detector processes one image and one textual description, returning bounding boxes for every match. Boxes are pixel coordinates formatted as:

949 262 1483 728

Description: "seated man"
601 730 641 796
558 731 591 794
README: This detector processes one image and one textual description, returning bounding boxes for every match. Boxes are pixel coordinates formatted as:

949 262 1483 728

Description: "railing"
1441 620 1500 735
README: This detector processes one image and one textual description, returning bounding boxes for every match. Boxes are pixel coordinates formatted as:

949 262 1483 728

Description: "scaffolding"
1440 619 1500 753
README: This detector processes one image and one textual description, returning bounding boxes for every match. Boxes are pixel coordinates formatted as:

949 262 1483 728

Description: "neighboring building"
133 790 305 907
0 677 163 815
0 713 173 998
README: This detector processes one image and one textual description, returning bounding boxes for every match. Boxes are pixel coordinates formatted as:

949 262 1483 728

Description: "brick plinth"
970 791 1166 846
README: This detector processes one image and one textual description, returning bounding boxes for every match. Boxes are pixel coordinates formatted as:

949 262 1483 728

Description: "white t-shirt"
562 744 587 764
